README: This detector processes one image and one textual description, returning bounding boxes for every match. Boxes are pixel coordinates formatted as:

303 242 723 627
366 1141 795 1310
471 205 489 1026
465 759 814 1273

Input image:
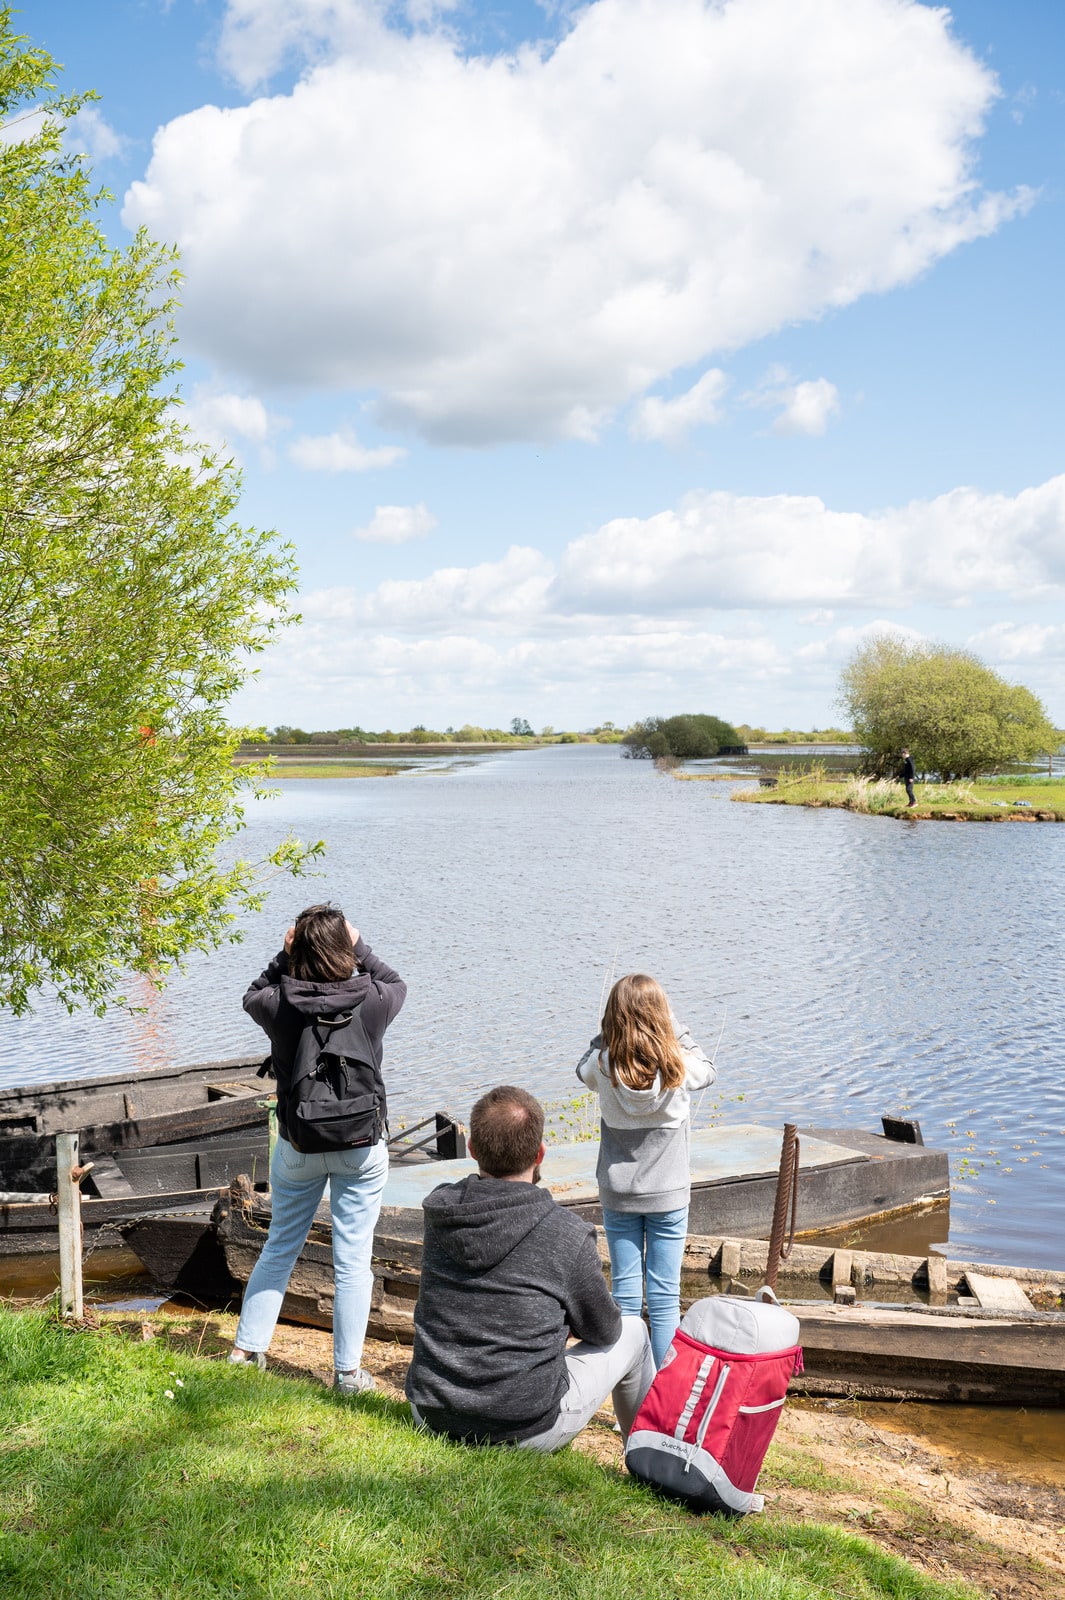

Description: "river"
1 742 1062 1270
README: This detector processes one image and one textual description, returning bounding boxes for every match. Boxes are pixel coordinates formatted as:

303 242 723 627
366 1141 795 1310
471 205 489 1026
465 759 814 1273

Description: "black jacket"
243 936 406 1139
405 1173 621 1442
902 755 916 782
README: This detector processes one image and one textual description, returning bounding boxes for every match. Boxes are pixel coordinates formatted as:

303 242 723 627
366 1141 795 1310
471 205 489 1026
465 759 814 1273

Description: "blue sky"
34 0 1065 731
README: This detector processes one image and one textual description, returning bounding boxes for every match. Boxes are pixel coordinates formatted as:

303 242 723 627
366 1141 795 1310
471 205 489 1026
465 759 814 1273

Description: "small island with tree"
730 637 1064 821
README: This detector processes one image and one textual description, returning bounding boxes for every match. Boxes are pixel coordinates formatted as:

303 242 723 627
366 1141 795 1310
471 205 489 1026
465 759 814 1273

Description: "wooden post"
765 1124 800 1292
720 1239 742 1280
926 1253 948 1302
56 1133 87 1320
831 1249 853 1295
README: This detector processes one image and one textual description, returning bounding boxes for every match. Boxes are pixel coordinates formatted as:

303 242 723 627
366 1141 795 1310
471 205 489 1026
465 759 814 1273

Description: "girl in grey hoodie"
576 973 714 1365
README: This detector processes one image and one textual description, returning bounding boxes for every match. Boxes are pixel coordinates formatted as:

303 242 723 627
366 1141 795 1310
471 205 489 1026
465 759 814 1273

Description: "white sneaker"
229 1349 267 1371
334 1368 376 1397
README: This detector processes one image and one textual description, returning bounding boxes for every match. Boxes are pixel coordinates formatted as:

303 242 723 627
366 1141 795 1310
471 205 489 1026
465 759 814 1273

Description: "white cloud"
180 384 285 460
772 378 841 437
552 476 1065 613
631 369 729 443
289 426 406 471
353 503 437 543
333 545 554 630
245 612 789 723
966 621 1065 662
67 106 128 162
275 474 1065 647
217 0 458 90
744 367 842 436
794 619 924 663
124 0 1027 445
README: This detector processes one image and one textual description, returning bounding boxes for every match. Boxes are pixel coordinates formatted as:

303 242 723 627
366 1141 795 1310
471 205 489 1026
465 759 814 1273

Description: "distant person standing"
901 748 916 807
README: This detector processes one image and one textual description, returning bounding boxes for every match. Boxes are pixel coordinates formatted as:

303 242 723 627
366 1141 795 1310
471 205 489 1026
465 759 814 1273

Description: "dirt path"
117 1310 1064 1599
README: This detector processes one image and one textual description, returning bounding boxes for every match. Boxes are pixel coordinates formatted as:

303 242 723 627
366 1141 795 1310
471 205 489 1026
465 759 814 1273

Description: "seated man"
405 1084 654 1450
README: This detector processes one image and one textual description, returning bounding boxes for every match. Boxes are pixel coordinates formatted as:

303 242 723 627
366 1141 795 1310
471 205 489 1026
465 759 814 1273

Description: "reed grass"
543 1091 600 1144
0 1310 977 1600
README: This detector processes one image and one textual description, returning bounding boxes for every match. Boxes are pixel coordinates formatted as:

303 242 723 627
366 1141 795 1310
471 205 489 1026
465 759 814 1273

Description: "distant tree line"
734 724 852 745
622 714 743 760
246 723 604 746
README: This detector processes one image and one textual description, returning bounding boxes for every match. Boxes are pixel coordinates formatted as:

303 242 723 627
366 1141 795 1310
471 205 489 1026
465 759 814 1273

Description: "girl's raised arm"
674 1022 716 1090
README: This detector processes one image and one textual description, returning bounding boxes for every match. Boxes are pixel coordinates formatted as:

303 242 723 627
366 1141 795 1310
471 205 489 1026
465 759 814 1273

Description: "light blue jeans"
601 1205 689 1368
234 1136 389 1374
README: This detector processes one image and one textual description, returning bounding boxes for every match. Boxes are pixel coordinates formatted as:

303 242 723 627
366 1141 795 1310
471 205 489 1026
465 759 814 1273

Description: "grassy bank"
726 772 1065 822
0 1309 984 1600
260 761 403 779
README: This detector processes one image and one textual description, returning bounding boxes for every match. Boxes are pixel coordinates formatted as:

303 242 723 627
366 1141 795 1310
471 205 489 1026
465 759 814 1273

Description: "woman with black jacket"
230 904 406 1394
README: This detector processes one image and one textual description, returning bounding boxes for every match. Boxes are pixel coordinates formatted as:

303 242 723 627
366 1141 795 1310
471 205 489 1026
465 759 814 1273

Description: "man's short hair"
469 1086 544 1178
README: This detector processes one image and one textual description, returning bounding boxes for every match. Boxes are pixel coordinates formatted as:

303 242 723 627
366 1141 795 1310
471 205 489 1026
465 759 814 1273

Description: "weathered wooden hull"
789 1304 1065 1407
211 1181 1065 1406
0 1119 273 1256
115 1117 466 1287
0 1056 271 1197
119 1206 240 1300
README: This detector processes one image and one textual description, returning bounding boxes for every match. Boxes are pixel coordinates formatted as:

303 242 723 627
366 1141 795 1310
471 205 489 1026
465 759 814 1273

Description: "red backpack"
625 1293 802 1515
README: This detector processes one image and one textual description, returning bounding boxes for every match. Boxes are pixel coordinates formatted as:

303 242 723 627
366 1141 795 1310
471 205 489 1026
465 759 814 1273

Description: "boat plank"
964 1272 1034 1312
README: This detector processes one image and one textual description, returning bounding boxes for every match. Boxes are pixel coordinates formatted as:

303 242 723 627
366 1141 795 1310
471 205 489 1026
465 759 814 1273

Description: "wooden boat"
0 1056 273 1193
114 1113 466 1292
120 1114 949 1291
0 1051 466 1256
207 1172 1065 1407
371 1121 950 1240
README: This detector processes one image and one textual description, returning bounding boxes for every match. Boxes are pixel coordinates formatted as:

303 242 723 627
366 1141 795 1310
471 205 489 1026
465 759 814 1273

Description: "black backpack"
285 1006 385 1153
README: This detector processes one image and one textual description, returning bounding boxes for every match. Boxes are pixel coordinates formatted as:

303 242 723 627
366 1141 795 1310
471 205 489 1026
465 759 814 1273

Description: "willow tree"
838 635 1057 781
0 16 311 1016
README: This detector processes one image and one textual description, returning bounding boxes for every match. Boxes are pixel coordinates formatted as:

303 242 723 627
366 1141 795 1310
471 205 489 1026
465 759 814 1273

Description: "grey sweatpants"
409 1315 655 1453
519 1314 655 1452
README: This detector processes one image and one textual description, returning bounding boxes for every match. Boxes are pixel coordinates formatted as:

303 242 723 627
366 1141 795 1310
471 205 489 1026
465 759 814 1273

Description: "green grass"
0 1311 981 1600
267 762 403 779
734 775 1065 821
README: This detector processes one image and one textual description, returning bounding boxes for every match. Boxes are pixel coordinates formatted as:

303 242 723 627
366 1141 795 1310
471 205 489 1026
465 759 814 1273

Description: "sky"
32 0 1065 732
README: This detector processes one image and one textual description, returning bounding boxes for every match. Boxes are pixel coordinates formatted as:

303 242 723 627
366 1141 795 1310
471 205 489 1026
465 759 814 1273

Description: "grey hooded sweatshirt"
576 1023 715 1214
405 1173 621 1443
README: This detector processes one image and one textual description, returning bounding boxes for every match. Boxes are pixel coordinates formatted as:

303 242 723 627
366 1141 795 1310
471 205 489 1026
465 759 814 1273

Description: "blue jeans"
601 1206 689 1368
234 1136 389 1373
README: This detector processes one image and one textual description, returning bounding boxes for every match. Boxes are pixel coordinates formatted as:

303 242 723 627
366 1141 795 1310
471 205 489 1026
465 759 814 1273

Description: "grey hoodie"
576 1023 715 1213
405 1173 620 1442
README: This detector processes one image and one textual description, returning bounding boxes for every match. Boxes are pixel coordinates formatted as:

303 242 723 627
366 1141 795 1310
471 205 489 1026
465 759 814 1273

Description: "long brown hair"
288 904 355 981
600 973 686 1091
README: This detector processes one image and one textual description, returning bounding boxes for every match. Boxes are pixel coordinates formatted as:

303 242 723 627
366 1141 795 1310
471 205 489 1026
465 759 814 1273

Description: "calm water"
2 743 1062 1270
